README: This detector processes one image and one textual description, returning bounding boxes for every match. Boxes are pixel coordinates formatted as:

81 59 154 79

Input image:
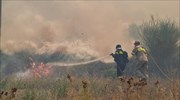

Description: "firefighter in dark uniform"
111 44 129 78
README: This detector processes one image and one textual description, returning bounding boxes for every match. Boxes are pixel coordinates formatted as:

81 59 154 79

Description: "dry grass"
0 75 179 100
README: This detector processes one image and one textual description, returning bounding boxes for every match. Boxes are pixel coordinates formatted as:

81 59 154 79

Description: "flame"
28 57 52 78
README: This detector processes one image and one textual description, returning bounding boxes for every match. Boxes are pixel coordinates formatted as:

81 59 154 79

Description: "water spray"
47 54 110 67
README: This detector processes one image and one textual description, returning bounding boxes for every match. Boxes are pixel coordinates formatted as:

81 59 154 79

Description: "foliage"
129 16 179 72
141 16 179 68
0 76 179 100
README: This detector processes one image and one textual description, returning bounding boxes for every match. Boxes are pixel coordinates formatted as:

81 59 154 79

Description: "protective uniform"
111 45 129 77
132 41 148 79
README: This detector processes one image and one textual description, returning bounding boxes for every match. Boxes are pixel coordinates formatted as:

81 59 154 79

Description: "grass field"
0 75 179 100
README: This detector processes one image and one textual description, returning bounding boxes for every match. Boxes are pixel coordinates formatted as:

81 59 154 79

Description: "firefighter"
111 44 129 78
131 41 149 81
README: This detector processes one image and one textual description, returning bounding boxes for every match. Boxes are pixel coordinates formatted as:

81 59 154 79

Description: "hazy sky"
1 1 179 56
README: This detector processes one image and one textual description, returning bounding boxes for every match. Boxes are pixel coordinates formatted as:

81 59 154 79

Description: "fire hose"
47 54 110 67
137 29 173 82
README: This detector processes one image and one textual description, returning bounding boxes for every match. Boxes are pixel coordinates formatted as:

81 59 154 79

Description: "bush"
141 16 179 68
129 15 180 75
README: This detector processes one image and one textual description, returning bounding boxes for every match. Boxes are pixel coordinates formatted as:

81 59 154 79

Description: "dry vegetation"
0 75 179 100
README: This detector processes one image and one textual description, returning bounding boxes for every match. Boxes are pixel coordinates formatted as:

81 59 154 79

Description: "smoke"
1 1 179 78
15 70 31 79
1 1 179 56
2 40 98 59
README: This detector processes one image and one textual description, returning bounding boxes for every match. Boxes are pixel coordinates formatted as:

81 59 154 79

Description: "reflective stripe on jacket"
132 46 148 62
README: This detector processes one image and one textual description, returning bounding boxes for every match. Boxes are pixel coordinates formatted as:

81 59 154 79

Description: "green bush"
141 16 179 68
129 15 179 74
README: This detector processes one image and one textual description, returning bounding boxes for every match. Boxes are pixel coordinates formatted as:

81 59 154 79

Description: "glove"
110 53 113 56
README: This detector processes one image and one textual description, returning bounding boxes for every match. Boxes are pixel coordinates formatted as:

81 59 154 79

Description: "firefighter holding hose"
110 44 129 78
131 41 149 81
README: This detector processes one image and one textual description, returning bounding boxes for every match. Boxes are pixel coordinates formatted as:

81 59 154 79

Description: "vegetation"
129 16 180 76
0 75 179 100
0 50 96 76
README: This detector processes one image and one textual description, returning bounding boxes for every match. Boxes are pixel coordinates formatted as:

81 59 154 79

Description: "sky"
1 0 179 57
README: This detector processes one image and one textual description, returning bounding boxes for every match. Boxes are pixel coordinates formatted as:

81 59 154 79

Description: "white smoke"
1 40 38 54
1 1 179 57
15 70 32 79
2 40 99 60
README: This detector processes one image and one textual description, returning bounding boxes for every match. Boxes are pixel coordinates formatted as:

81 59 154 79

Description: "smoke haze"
1 1 179 56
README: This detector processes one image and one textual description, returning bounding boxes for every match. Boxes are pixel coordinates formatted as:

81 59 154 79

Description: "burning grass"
0 75 179 100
